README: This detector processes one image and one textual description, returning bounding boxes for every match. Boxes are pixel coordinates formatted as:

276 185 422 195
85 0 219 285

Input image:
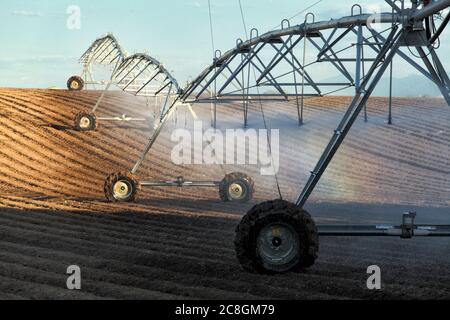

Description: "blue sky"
0 0 449 95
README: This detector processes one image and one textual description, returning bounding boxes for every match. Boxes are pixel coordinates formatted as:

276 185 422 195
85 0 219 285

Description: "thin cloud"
12 10 43 17
0 55 76 64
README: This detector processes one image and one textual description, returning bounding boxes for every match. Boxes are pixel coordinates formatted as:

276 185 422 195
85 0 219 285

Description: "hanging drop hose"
238 0 283 200
429 10 448 47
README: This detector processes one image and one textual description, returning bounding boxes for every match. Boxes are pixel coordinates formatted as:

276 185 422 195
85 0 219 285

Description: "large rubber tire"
67 76 84 91
235 199 319 274
104 172 141 203
74 111 97 132
219 172 254 203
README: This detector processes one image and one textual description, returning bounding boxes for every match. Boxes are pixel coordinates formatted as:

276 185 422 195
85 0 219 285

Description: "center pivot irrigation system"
68 37 256 204
68 33 125 92
68 0 450 273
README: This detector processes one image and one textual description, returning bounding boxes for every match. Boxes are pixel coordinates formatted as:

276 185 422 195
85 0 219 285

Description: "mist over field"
0 87 449 299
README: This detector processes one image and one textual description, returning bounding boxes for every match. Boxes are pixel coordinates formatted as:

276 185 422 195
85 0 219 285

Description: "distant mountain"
260 74 444 98
372 74 442 97
318 74 443 97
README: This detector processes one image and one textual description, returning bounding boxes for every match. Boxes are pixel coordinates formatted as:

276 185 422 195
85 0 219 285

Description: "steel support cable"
190 24 394 102
190 10 434 99
208 0 217 127
208 0 216 55
217 24 390 99
217 25 377 99
270 0 323 31
207 0 227 176
215 26 388 99
238 0 283 200
216 26 394 97
205 82 355 103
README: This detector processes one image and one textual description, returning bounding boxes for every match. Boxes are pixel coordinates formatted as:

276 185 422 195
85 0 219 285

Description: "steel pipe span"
79 33 126 66
184 1 450 98
116 53 181 94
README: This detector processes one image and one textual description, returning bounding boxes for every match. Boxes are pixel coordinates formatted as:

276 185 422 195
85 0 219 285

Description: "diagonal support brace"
296 26 403 207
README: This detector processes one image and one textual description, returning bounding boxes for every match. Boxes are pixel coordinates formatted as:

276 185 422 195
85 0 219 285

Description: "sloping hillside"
0 88 449 300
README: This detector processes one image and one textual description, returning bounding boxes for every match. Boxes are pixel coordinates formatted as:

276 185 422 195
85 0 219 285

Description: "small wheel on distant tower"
74 111 97 132
67 76 84 91
219 172 254 203
104 172 141 203
235 199 319 274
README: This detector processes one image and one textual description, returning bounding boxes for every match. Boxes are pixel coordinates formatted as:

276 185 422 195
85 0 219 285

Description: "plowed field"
0 87 449 300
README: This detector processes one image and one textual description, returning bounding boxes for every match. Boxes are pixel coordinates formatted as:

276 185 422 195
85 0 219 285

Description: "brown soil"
0 87 449 299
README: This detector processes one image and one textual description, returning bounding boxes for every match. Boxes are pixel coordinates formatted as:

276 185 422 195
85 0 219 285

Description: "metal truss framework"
76 1 450 277
89 53 181 125
72 34 181 127
181 3 450 127
74 35 238 198
118 0 450 236
78 33 126 89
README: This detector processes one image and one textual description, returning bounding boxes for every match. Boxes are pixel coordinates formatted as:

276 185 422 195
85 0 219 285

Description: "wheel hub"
257 223 299 266
229 183 244 200
70 81 80 90
113 180 133 200
272 237 282 247
79 116 91 129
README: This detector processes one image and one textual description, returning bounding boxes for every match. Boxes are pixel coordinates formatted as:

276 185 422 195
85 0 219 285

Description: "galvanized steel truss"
180 3 450 128
78 33 126 88
127 0 450 212
90 53 181 124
